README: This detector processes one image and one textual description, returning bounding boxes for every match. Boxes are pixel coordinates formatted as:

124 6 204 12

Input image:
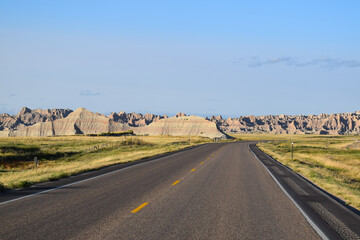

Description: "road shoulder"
249 143 360 240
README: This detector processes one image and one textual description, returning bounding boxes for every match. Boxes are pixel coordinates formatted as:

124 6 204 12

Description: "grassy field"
2 133 359 210
0 135 212 190
231 134 360 209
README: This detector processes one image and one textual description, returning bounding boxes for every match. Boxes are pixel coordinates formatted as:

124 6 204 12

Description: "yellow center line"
211 154 214 156
207 157 210 160
191 168 196 172
131 202 149 213
200 162 204 164
172 180 180 186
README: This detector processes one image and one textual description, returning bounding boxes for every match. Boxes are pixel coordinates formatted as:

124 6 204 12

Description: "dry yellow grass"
0 135 211 189
3 133 358 210
231 134 360 209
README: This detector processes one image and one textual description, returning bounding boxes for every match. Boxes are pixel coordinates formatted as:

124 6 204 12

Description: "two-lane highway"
0 142 325 239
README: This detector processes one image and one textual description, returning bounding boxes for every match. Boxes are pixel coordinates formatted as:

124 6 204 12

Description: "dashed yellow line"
131 202 149 213
172 180 180 186
131 152 220 214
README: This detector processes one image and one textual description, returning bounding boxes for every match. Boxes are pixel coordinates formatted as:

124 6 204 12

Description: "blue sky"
1 1 359 117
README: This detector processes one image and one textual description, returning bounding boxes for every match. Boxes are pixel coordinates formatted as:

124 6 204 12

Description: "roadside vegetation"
4 132 358 210
0 135 211 190
231 133 360 210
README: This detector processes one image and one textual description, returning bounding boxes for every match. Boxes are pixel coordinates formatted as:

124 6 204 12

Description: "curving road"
0 142 358 239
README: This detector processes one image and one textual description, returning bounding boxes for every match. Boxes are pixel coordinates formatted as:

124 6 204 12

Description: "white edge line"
0 163 139 206
248 144 329 240
0 145 208 206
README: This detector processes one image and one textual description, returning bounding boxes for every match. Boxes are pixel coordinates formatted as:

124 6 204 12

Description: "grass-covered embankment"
232 134 360 209
0 135 211 190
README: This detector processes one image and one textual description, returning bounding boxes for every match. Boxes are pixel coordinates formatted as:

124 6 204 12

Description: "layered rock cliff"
107 112 168 127
0 108 129 137
208 112 360 135
1 107 360 136
0 107 72 131
133 115 229 139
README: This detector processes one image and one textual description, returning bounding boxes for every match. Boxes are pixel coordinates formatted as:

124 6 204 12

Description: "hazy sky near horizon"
1 1 359 117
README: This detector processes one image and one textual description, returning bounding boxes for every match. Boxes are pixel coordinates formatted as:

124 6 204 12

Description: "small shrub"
16 180 33 189
49 172 70 181
0 182 6 191
87 130 134 137
120 138 153 147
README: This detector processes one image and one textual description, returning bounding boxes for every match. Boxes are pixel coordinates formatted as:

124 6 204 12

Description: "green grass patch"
10 180 33 189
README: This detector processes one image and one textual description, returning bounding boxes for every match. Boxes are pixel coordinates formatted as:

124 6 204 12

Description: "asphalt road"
0 142 348 239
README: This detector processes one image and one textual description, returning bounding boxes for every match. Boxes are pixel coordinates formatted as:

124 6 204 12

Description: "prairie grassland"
0 135 211 190
232 134 360 209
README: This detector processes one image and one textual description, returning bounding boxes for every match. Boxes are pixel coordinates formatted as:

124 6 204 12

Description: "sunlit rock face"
0 107 73 131
1 107 360 137
3 108 129 137
208 112 360 135
107 111 168 127
133 115 229 139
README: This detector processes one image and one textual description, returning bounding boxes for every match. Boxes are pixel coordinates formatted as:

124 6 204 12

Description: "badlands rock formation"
133 115 229 139
0 108 129 137
1 107 360 137
208 112 360 135
108 112 168 127
0 107 72 131
175 112 187 118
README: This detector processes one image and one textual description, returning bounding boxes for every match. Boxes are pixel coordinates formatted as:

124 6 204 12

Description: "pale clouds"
80 90 101 96
247 56 360 70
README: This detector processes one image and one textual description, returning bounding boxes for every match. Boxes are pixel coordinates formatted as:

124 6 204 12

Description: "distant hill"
207 112 360 135
133 115 228 139
0 107 72 131
0 108 227 138
1 107 360 136
0 108 129 137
